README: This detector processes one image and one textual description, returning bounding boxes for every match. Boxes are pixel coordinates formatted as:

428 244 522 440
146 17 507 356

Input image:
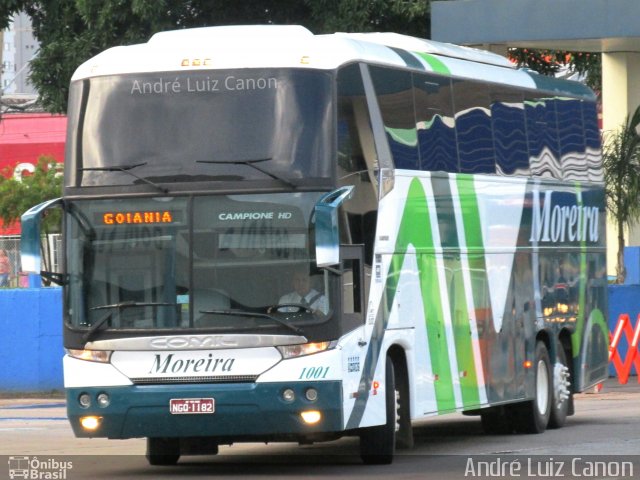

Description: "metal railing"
0 234 61 288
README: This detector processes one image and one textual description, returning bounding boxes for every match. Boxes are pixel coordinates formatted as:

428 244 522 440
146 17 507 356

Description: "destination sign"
100 211 175 225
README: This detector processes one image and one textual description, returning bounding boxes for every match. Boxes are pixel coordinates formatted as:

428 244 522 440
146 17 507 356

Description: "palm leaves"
603 105 640 283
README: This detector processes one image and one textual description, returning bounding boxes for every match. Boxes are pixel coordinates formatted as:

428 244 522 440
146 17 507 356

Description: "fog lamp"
300 410 322 424
80 416 102 431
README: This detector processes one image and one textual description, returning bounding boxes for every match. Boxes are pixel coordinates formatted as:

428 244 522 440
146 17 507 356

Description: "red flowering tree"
509 48 601 94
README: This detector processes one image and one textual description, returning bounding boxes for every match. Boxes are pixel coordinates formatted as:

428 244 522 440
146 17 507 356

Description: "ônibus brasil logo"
8 456 73 479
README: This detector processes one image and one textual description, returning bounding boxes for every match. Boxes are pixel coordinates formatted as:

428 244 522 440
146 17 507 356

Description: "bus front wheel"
146 437 180 466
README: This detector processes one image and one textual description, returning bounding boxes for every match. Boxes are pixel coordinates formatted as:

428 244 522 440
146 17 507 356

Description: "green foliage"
602 106 640 283
0 156 63 232
1 0 430 113
305 0 429 37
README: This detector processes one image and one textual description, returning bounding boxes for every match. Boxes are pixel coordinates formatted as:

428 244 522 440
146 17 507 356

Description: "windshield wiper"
79 162 169 194
83 301 177 343
199 308 303 335
82 311 113 343
90 301 176 311
197 159 297 189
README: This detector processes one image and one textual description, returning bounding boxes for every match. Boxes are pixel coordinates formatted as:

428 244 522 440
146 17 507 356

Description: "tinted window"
490 87 529 176
414 73 457 172
68 69 333 187
582 101 603 182
369 66 419 170
525 97 561 179
337 64 379 265
557 98 587 180
453 80 495 174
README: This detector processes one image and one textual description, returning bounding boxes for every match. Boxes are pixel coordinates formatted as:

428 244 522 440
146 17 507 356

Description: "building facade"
1 11 38 96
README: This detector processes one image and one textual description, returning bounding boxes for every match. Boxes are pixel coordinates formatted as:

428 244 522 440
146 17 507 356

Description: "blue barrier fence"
0 288 64 391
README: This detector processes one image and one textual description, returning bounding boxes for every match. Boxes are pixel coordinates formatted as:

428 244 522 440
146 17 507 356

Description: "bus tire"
480 406 513 435
146 437 180 466
548 341 571 429
513 341 552 434
360 356 396 464
395 358 414 449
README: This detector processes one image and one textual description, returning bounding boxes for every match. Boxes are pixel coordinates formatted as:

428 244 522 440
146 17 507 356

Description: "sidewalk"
591 375 640 394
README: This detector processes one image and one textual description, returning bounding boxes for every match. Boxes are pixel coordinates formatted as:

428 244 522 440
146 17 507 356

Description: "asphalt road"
1 378 639 480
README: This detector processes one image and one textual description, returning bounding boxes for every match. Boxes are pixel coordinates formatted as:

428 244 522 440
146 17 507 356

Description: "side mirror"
20 198 63 278
314 186 353 267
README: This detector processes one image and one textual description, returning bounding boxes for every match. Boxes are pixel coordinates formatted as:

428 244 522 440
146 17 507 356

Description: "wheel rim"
536 359 549 415
553 362 571 409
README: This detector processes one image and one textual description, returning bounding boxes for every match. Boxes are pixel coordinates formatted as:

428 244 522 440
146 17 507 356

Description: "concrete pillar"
602 52 640 132
602 52 640 277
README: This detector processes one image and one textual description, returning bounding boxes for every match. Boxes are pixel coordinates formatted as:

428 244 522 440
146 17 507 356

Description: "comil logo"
529 190 599 244
8 456 73 479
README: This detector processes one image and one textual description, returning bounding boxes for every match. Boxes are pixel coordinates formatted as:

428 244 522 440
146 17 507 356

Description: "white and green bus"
22 25 608 465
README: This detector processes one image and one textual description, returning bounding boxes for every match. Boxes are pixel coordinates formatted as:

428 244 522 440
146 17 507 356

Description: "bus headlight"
277 341 335 359
96 393 111 408
305 388 318 402
282 388 296 402
66 349 112 363
78 393 92 408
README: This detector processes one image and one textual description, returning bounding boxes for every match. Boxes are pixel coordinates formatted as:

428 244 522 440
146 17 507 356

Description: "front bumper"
66 381 343 440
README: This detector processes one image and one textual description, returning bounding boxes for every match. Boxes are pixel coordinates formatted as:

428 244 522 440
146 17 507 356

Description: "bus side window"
558 98 587 181
582 100 603 182
337 63 379 269
525 96 561 179
452 79 496 174
369 66 419 170
490 86 530 176
414 73 457 172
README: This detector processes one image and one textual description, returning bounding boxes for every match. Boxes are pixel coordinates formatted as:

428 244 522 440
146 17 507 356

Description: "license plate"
169 398 215 415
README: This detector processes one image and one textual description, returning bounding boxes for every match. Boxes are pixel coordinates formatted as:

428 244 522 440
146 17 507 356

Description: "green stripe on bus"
444 257 480 408
456 176 489 307
414 52 450 75
393 178 456 411
571 185 608 362
456 175 488 405
572 184 588 358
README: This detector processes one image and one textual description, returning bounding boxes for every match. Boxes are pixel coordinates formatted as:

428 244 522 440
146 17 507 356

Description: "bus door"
340 244 366 331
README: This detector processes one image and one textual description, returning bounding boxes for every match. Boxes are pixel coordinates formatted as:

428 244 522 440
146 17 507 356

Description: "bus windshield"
66 192 338 340
65 68 334 187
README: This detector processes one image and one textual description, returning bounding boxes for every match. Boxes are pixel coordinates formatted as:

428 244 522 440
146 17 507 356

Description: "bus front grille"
130 375 259 384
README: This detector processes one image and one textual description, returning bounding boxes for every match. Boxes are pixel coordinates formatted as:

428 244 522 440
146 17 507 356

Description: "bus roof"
72 25 595 100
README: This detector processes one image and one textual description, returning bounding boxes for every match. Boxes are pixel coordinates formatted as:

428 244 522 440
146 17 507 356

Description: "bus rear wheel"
360 356 396 464
512 341 552 434
146 437 180 466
